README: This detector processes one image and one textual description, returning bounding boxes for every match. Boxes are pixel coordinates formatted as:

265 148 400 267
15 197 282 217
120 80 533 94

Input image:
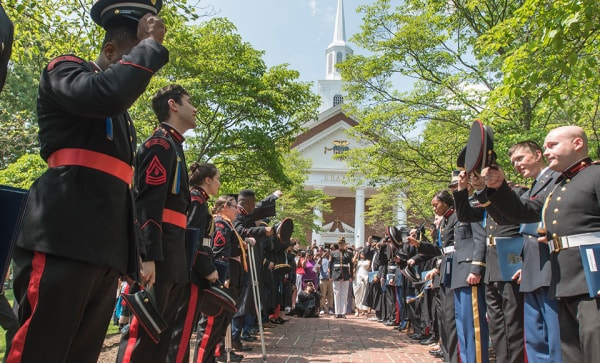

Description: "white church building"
292 0 406 249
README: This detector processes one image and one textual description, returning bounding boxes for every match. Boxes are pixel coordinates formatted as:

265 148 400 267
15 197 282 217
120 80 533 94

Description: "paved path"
239 313 440 363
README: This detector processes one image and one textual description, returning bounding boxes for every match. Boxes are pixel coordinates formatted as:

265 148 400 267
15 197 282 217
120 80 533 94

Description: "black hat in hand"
91 0 163 29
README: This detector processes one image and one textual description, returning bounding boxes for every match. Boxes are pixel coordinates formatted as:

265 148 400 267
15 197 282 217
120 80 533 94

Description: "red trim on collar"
160 123 185 144
562 157 592 179
443 208 455 219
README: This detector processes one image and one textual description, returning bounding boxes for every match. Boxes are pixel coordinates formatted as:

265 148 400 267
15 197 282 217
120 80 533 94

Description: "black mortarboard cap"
91 0 163 29
464 120 496 173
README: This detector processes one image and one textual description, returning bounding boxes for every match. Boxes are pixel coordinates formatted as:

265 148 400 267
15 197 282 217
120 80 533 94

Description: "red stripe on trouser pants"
6 252 46 363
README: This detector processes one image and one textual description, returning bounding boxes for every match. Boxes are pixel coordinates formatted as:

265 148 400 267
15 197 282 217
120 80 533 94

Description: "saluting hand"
137 13 166 44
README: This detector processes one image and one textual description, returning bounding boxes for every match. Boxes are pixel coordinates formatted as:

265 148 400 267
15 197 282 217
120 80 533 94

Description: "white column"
396 193 407 226
312 207 323 245
355 188 365 248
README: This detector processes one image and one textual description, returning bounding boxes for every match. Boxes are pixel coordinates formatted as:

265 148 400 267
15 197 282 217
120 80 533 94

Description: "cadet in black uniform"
116 84 198 362
187 163 221 348
425 190 459 363
482 126 600 362
7 2 168 362
195 195 243 363
329 237 355 318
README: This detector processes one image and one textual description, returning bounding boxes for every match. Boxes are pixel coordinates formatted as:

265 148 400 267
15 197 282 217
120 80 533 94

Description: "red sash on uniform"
47 148 133 184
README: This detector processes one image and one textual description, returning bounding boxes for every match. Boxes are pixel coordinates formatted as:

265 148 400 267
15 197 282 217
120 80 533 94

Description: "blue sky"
202 0 376 91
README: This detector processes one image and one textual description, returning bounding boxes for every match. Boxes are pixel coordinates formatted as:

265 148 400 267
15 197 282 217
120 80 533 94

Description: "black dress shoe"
240 334 257 341
419 335 436 345
432 350 444 358
409 333 427 340
231 340 253 352
217 352 243 362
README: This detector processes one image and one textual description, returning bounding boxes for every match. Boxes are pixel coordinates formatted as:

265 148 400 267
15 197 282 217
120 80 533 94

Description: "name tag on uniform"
203 238 211 247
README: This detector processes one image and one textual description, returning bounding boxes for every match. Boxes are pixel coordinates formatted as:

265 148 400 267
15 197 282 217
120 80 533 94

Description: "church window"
333 94 343 106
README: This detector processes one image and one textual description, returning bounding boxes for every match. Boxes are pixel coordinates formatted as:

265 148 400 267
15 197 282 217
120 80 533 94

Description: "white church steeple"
318 0 354 113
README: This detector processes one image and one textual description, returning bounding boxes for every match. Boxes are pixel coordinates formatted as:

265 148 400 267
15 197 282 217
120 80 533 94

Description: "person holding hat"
329 237 354 318
480 126 600 362
451 175 490 363
195 195 244 363
453 170 526 363
6 1 167 362
115 84 198 362
477 140 562 363
423 190 459 362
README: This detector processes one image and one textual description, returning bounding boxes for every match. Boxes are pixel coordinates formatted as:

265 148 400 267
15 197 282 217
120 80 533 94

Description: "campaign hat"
91 0 163 29
464 120 496 173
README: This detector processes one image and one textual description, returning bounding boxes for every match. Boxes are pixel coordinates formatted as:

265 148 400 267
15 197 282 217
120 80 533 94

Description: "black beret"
91 0 163 29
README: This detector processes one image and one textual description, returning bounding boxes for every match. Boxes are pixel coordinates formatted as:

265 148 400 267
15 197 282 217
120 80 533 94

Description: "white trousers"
333 280 350 315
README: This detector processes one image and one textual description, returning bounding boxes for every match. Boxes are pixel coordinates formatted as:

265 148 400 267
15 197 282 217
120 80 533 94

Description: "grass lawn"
0 289 121 359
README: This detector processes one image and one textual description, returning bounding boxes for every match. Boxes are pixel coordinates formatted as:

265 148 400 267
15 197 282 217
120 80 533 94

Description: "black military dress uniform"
329 245 354 317
117 123 193 362
9 38 168 363
195 213 242 363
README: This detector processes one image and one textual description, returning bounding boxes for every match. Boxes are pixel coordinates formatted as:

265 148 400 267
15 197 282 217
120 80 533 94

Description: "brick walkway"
238 313 441 363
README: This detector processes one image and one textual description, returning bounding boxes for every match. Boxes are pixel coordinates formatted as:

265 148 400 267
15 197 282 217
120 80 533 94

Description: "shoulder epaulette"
47 55 85 72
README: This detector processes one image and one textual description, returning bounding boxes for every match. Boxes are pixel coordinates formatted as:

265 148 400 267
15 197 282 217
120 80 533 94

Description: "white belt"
550 232 600 253
486 236 519 247
333 264 349 267
442 246 454 254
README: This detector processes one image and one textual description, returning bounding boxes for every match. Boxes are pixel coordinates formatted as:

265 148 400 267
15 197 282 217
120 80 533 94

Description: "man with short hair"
116 84 198 362
479 140 562 363
482 126 600 362
7 1 168 361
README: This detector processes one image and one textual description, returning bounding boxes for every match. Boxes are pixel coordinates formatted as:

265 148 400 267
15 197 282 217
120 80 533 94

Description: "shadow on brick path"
239 313 441 363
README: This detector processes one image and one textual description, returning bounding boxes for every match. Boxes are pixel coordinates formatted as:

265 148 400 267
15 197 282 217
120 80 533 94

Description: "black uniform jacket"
212 214 239 281
454 189 523 284
435 209 458 288
450 192 487 289
187 186 217 286
136 123 190 284
330 249 354 281
481 158 600 298
17 39 169 275
476 168 559 292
